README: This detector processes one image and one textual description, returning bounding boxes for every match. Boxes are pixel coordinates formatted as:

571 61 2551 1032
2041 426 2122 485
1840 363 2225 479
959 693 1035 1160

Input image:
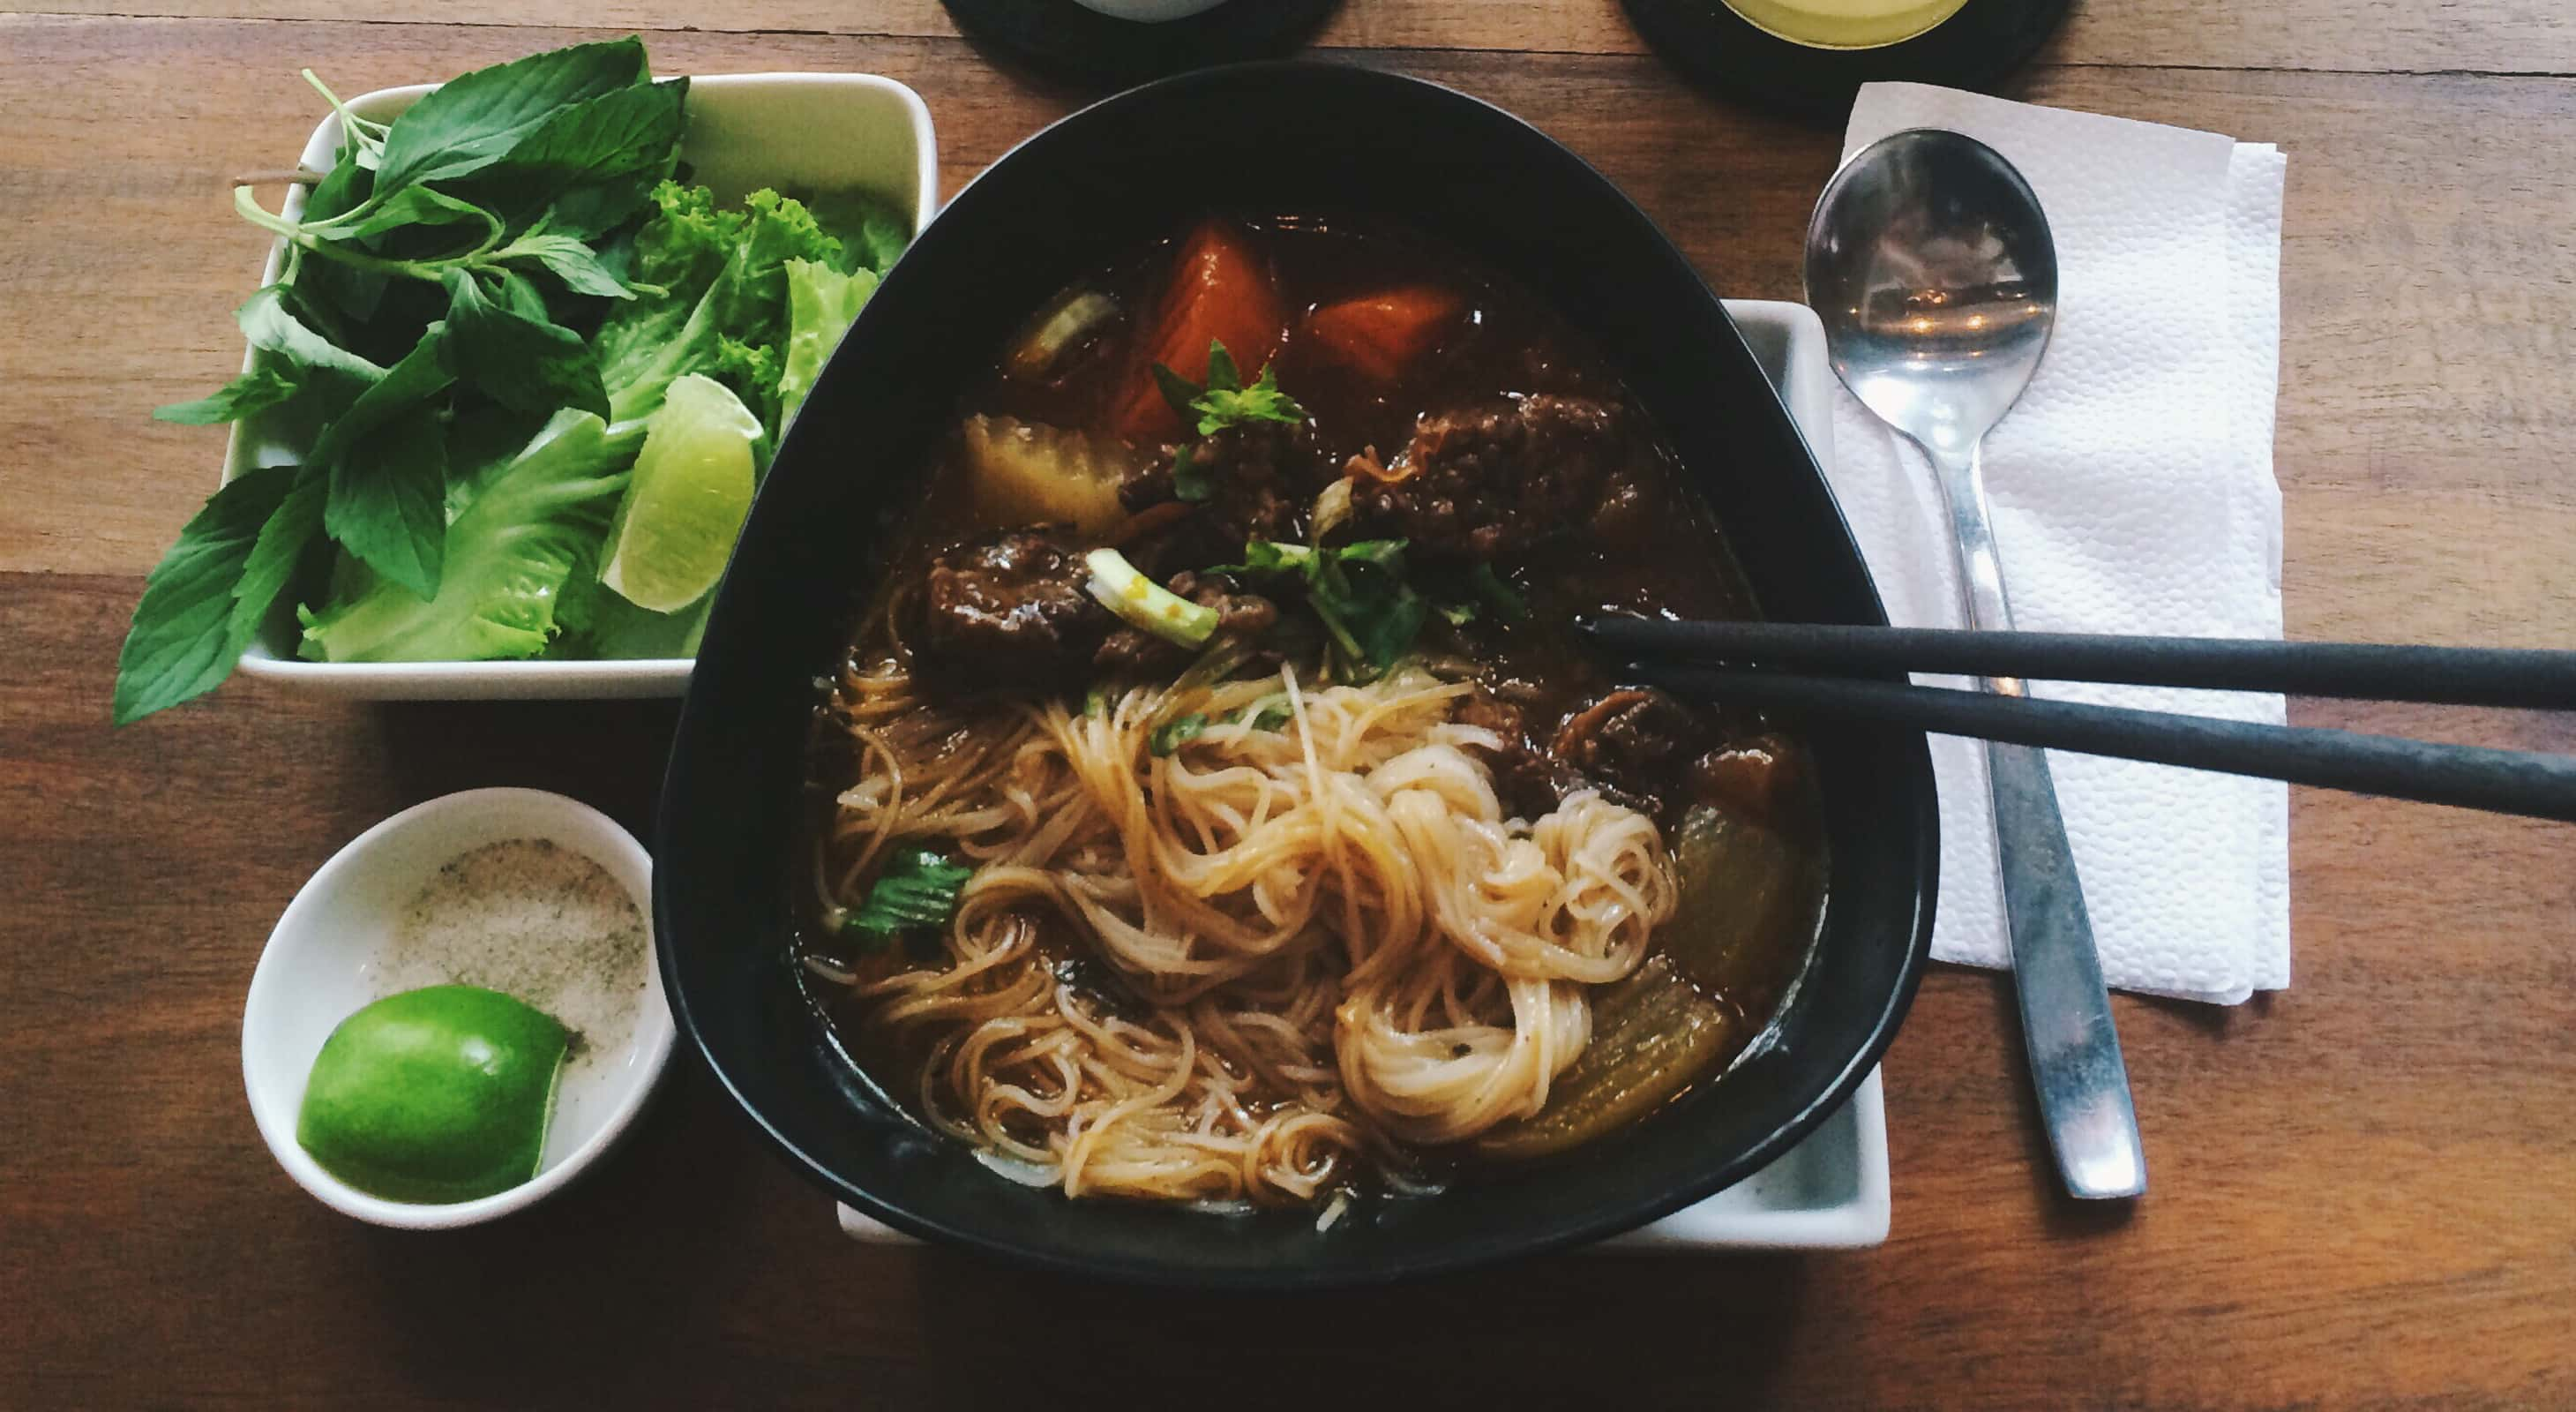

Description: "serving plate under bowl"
657 61 1937 1288
226 71 938 700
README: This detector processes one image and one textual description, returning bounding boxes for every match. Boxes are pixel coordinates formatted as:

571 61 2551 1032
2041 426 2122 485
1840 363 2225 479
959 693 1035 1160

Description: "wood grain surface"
3 4 2572 1408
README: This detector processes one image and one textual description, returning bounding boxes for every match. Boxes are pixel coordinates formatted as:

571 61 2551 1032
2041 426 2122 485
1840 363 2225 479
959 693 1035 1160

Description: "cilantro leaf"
1217 537 1427 684
1204 341 1242 394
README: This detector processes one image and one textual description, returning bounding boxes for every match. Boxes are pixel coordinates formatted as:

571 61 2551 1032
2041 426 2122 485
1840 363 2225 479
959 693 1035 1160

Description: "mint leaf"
156 364 303 425
112 464 303 724
441 269 608 418
371 37 651 197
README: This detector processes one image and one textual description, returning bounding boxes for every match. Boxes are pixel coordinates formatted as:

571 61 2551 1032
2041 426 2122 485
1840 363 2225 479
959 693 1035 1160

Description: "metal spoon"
1804 128 2146 1199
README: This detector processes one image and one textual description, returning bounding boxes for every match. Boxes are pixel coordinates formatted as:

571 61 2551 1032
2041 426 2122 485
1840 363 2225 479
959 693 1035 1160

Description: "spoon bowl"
1805 129 2058 454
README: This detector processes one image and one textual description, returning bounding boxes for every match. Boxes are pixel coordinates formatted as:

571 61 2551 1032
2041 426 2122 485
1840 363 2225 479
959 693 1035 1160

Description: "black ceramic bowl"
656 61 1936 1288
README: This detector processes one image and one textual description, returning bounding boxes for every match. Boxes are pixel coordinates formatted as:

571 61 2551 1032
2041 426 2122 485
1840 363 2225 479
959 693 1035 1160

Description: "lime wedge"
296 985 569 1205
599 373 763 612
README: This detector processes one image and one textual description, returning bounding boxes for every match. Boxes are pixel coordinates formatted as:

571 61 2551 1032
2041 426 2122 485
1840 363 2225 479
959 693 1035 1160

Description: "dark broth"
803 214 1823 1190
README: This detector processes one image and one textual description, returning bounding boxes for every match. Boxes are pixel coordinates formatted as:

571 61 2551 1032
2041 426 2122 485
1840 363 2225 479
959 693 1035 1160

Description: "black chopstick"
1582 619 2576 710
1632 664 2576 823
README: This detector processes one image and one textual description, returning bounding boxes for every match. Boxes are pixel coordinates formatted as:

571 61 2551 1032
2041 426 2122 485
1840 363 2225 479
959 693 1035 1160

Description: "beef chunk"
1092 571 1278 676
1119 421 1334 553
1349 394 1627 559
1547 687 1710 823
917 527 1112 689
1690 734 1801 825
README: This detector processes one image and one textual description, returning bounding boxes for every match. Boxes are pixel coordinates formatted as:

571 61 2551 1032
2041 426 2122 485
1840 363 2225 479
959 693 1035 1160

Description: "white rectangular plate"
838 297 1892 1253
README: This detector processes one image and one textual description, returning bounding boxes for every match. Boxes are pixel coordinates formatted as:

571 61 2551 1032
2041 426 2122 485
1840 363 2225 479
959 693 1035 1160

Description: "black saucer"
1622 0 2072 123
940 0 1344 89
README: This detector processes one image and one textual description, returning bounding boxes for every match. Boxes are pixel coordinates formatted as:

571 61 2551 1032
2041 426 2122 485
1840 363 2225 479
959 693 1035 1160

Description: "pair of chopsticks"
1581 618 2576 823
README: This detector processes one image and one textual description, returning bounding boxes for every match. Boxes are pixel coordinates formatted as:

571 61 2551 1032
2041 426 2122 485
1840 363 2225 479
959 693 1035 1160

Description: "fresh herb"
1152 338 1305 505
1471 563 1532 625
1149 713 1209 756
1215 538 1427 684
1435 600 1479 627
842 847 975 951
1238 700 1294 732
119 38 914 721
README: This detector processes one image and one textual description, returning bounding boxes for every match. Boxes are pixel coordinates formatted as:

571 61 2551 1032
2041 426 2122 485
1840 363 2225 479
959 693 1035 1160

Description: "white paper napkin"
1823 84 2290 1003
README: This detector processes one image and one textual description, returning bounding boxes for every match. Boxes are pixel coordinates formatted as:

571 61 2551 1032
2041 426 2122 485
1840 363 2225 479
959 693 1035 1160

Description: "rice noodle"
812 635 1675 1206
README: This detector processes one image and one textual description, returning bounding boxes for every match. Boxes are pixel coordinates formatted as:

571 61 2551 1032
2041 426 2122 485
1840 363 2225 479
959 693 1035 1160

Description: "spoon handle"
1928 440 2148 1200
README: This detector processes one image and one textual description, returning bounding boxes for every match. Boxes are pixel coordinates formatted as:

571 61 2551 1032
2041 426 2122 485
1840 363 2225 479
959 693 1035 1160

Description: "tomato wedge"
1111 220 1286 442
1301 285 1466 385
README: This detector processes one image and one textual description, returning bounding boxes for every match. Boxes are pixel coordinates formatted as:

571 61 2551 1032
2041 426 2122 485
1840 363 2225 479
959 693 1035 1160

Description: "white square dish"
836 298 1894 1254
225 72 938 699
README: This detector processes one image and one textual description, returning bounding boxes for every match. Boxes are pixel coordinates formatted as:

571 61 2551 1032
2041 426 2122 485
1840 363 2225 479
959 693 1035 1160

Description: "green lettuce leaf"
299 409 635 662
778 258 879 429
595 183 850 424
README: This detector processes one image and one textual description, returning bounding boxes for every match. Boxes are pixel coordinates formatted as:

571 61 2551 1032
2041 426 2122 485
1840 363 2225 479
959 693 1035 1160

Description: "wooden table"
5 3 2572 1406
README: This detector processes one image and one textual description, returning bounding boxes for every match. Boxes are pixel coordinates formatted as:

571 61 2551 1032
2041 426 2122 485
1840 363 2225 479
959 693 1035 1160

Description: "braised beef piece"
1690 734 1801 824
917 527 1112 690
1118 421 1334 553
1547 687 1708 822
1456 690 1576 819
1348 394 1627 559
1093 571 1277 675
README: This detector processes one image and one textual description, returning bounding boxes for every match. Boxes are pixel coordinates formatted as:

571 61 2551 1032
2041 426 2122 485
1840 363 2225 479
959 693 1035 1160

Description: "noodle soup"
798 215 1822 1213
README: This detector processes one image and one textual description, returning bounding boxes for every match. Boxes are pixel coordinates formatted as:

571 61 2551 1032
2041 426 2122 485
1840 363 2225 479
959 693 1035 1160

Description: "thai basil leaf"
440 268 608 418
112 464 307 724
371 37 650 197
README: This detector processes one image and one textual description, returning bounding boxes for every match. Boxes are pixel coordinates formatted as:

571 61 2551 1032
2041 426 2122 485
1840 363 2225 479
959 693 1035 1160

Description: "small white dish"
227 71 940 700
243 788 674 1228
842 298 1893 1254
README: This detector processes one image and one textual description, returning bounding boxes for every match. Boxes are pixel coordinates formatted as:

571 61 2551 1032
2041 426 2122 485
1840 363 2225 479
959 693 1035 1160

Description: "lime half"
599 373 763 612
296 985 569 1204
